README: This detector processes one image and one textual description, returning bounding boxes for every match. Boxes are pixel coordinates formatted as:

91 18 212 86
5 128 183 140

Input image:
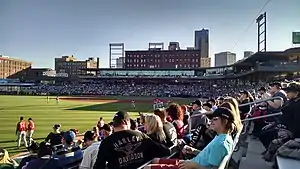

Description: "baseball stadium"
1 47 300 169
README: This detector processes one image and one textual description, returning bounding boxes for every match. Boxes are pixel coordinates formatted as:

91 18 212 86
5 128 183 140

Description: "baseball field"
0 95 193 156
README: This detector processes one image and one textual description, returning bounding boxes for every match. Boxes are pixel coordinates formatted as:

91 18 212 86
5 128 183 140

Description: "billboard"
292 32 300 44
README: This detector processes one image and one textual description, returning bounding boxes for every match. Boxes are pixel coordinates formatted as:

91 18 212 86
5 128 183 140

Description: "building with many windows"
215 52 236 67
0 55 32 79
54 55 99 77
124 42 211 69
195 29 209 58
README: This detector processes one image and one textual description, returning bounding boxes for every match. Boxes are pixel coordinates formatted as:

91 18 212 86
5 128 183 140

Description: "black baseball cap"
269 82 282 88
113 111 130 126
282 82 300 92
192 99 202 106
258 87 266 92
211 107 234 121
203 102 212 109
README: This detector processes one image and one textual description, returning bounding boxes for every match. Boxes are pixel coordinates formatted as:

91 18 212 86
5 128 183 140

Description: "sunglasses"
212 117 220 121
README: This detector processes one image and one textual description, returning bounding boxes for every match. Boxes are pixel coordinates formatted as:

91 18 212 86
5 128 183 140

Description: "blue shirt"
191 133 233 167
54 147 83 168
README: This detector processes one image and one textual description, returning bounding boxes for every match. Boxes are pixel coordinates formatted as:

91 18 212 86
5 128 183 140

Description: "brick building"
0 55 32 79
54 55 99 77
124 42 211 69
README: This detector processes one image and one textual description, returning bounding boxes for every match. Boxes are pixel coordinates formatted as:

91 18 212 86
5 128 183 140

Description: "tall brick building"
124 42 211 69
0 55 32 79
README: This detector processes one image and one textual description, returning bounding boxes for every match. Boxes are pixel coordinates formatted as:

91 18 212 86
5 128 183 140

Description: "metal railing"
137 144 178 169
239 96 284 107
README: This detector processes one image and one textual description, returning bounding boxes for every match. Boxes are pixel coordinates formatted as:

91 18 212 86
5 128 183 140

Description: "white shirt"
80 141 101 169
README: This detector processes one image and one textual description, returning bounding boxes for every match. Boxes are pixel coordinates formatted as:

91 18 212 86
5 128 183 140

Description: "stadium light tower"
256 12 267 52
109 43 124 68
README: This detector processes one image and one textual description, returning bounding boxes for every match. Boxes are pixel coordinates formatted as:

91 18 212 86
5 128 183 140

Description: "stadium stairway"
239 136 273 169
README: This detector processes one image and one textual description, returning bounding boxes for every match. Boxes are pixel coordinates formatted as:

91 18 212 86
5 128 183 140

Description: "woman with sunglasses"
144 107 239 169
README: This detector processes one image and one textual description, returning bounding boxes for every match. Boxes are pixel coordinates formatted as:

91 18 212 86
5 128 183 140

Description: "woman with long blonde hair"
144 114 167 145
0 148 18 168
220 98 243 133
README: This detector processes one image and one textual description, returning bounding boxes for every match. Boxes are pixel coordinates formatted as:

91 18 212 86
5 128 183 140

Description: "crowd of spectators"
2 80 300 169
21 81 260 98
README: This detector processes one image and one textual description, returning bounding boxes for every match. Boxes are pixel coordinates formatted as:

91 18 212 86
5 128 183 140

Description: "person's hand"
182 145 194 155
178 160 199 169
262 123 274 130
152 158 160 164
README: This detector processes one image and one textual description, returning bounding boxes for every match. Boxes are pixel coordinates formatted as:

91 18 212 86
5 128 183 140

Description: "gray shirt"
190 109 209 130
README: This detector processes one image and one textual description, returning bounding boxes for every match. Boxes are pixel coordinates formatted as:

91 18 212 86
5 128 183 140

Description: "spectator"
22 142 58 169
266 82 287 112
17 142 39 169
80 131 101 169
130 119 140 132
45 124 63 149
189 100 209 130
145 107 238 169
93 111 170 169
99 124 113 140
144 114 167 145
166 103 185 139
208 99 218 111
0 148 18 168
54 131 83 168
154 108 177 147
238 91 254 118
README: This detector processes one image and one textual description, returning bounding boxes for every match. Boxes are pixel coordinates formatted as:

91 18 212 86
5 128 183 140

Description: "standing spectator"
80 131 101 169
16 116 28 149
93 111 170 169
27 118 35 146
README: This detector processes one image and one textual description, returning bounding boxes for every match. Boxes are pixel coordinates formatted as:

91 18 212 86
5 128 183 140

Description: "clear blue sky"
0 0 299 68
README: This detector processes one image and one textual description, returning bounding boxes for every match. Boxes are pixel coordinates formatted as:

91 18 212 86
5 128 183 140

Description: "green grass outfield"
0 95 193 155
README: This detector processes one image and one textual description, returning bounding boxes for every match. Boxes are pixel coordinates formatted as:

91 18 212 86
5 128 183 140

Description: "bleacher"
10 96 300 169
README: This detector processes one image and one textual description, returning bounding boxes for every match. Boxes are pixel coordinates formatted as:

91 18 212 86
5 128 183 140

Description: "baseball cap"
282 82 300 92
192 99 202 106
113 111 130 125
269 82 282 88
203 102 212 109
211 107 234 121
258 87 266 92
63 131 76 143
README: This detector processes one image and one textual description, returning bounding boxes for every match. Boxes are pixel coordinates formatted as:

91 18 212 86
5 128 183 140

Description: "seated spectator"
166 103 185 139
92 126 100 141
145 107 237 169
154 108 177 147
22 142 59 169
45 124 63 150
80 131 101 169
189 100 209 130
17 142 39 169
203 102 213 114
144 114 167 145
259 82 300 162
54 130 83 168
130 119 141 132
99 124 113 140
93 111 170 169
0 148 18 169
208 99 218 111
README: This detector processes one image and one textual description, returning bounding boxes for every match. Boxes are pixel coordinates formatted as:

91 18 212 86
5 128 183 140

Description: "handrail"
137 144 178 169
239 96 283 107
241 112 282 122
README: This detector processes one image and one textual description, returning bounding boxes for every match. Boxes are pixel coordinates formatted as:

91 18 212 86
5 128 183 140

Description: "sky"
0 0 299 68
